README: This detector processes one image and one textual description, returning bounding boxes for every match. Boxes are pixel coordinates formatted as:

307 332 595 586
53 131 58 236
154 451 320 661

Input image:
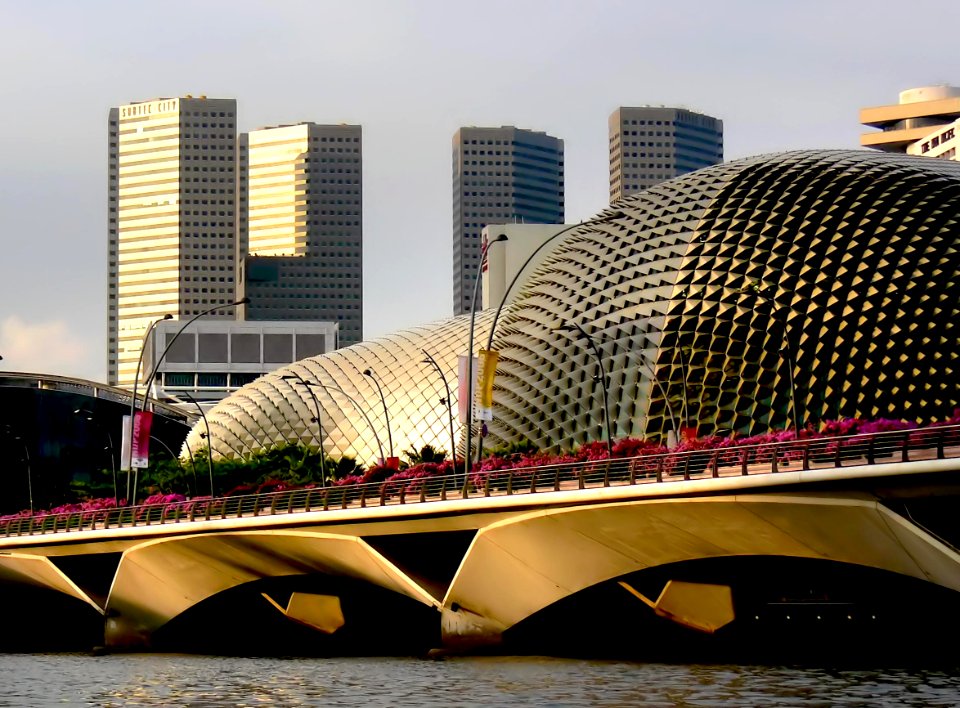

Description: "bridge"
0 426 958 657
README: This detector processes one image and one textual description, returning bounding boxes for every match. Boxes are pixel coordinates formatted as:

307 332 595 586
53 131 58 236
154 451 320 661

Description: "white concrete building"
480 224 573 310
144 319 338 405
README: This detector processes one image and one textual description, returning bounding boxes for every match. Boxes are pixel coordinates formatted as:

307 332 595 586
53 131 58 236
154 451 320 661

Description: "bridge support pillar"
440 604 506 651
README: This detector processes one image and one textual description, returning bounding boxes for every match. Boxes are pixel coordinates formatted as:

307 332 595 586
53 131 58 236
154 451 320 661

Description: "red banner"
131 411 153 469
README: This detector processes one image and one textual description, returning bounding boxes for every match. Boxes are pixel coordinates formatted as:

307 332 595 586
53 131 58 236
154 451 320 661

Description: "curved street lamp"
421 349 457 465
127 298 248 504
180 392 215 497
740 284 801 430
281 373 327 484
475 215 623 462
125 314 172 498
464 233 508 481
282 378 386 467
362 368 393 460
74 408 118 506
3 426 32 513
556 321 613 457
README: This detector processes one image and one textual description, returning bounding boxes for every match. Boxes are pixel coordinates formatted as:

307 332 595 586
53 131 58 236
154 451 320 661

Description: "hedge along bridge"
0 425 958 653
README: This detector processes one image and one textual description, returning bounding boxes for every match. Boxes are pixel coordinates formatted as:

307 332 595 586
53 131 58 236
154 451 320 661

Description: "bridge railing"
2 424 959 538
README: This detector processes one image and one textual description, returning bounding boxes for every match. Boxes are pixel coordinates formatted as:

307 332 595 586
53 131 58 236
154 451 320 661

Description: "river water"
0 654 957 707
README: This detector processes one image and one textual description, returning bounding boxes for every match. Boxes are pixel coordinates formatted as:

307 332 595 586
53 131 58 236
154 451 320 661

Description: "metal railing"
2 425 958 539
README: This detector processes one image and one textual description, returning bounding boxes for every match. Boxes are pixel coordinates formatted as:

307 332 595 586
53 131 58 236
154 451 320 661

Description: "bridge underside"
1 483 959 659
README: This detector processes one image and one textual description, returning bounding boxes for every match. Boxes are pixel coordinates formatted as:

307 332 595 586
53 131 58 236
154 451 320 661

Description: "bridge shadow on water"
504 557 960 669
150 575 440 657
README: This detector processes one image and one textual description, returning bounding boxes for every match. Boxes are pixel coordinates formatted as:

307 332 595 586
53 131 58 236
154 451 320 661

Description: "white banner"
457 355 480 424
120 415 132 472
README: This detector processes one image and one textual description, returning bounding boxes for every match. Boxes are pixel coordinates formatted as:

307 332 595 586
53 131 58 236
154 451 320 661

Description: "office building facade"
861 86 960 153
108 96 238 388
452 126 564 316
608 107 723 203
238 123 363 346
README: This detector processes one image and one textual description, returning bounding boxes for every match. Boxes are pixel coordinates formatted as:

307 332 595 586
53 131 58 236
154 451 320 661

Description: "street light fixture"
556 321 613 457
421 349 457 464
125 314 172 499
281 373 327 483
2 425 32 513
127 297 248 504
74 408 118 506
476 215 622 461
464 233 508 482
362 368 393 461
180 392 215 497
740 284 801 430
281 377 385 468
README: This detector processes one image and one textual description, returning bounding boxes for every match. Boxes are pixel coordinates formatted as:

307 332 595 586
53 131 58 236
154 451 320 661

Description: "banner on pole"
457 355 479 424
476 349 499 421
120 415 132 472
131 411 154 469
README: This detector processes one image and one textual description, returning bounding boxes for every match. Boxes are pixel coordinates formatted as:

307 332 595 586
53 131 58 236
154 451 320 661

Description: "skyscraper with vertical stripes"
107 96 238 388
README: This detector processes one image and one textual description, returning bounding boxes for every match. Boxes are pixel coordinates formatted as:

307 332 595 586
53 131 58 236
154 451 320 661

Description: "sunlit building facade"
108 96 238 388
860 85 960 153
238 123 363 346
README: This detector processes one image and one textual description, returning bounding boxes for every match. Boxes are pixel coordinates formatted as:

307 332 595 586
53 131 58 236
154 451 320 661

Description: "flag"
476 349 500 421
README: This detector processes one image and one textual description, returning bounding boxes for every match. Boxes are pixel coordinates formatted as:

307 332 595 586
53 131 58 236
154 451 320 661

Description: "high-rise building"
452 126 564 316
608 107 723 203
108 96 238 388
860 86 960 153
238 123 363 346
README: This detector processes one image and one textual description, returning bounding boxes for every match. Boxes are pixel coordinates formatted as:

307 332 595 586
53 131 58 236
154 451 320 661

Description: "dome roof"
193 150 960 461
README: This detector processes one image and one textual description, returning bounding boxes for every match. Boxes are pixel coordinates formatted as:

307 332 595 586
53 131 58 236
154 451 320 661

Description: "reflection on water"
0 654 957 707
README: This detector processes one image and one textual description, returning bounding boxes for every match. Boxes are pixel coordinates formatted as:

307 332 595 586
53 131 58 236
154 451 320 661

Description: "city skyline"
1 0 958 382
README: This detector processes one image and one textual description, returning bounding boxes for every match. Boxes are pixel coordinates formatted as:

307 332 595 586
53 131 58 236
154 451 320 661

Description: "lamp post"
75 408 118 506
125 314 172 499
741 284 801 430
464 233 508 482
624 352 680 447
475 216 622 461
128 298 248 503
281 373 327 484
3 426 33 513
362 368 393 461
556 322 613 456
421 349 457 465
284 378 385 468
181 392 215 497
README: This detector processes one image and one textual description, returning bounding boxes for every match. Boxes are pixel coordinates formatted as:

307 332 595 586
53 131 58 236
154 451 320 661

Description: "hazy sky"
1 0 957 381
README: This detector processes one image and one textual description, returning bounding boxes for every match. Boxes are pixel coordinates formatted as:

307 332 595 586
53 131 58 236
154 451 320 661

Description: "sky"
0 0 958 382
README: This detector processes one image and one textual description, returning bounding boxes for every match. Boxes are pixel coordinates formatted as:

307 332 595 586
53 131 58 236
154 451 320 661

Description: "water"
0 655 957 707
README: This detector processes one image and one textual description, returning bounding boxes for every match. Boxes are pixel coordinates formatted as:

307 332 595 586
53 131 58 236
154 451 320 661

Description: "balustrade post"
741 449 748 476
901 432 910 463
711 453 719 478
440 476 448 501
867 436 875 465
360 487 367 508
530 471 538 493
771 446 779 473
802 443 810 471
484 475 491 497
400 486 406 504
656 456 664 483
554 468 561 491
937 429 946 459
506 473 513 496
578 468 585 490
419 484 427 503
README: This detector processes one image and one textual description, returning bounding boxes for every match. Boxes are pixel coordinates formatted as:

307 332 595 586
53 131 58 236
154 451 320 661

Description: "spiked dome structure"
190 151 960 461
